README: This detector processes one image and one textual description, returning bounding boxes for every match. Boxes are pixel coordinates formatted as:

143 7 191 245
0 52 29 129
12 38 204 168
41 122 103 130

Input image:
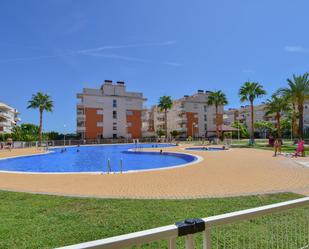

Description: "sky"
0 0 308 133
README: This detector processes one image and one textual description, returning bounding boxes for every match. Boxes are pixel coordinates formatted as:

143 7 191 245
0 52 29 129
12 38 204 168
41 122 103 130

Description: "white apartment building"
224 104 281 135
77 80 146 139
0 102 20 134
144 90 221 138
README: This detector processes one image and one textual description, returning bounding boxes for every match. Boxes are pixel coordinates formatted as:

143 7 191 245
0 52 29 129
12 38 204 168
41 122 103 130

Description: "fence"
58 197 309 249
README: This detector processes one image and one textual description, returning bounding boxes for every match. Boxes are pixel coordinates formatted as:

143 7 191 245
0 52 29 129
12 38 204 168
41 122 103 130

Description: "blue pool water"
185 147 226 151
0 144 197 173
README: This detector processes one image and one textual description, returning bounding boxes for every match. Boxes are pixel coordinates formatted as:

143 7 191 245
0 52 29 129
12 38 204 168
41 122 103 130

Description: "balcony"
0 112 10 119
0 121 10 127
77 113 85 119
77 126 86 132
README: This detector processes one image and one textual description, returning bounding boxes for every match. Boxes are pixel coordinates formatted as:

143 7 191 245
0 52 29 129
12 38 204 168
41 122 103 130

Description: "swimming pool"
185 147 226 151
0 144 198 173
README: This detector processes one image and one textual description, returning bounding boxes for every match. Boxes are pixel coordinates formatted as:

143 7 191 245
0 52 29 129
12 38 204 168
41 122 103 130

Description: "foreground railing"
58 197 309 249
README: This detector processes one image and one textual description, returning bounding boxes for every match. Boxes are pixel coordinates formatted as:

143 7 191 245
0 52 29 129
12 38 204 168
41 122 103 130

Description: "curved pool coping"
0 145 203 175
181 147 231 152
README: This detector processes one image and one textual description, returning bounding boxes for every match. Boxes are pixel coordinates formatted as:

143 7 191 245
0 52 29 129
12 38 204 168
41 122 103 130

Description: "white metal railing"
57 197 309 249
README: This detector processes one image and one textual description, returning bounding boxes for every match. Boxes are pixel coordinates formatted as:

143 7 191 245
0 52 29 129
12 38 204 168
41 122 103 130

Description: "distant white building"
144 90 221 138
0 102 20 134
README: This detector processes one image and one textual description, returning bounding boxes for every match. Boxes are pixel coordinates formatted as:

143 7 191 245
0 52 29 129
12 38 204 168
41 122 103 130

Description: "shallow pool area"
0 144 198 173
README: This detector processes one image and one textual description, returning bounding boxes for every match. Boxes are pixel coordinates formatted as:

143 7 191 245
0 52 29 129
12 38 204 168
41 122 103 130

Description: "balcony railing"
57 197 309 249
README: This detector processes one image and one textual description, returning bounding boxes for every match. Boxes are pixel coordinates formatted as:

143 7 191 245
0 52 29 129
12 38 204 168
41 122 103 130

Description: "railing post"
185 234 194 249
203 228 211 249
168 237 176 249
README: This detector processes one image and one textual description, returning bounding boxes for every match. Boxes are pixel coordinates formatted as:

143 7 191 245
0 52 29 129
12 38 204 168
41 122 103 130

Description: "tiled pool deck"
0 145 308 198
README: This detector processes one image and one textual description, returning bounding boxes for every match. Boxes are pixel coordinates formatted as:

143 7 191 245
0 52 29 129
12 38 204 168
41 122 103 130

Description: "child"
273 138 282 157
294 138 305 157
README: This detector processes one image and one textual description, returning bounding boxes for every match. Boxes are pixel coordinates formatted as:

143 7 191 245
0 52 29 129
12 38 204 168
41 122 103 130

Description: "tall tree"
27 92 53 144
239 82 266 144
276 87 298 137
264 95 290 139
207 90 228 139
158 96 173 138
279 73 309 137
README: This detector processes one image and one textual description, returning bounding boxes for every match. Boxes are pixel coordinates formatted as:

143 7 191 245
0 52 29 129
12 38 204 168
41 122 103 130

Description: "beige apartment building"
77 80 146 139
144 90 221 138
224 104 275 132
0 102 20 134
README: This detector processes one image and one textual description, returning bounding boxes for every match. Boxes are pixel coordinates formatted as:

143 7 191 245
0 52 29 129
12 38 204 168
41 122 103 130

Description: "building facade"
143 90 221 138
77 80 146 139
0 102 20 134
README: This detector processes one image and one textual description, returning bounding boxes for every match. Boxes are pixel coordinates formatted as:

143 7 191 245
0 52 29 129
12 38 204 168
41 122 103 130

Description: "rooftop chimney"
104 80 112 85
116 81 125 85
184 95 189 98
197 90 204 94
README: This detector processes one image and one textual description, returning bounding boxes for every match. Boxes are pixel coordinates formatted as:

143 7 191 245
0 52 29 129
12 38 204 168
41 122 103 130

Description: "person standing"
273 138 282 157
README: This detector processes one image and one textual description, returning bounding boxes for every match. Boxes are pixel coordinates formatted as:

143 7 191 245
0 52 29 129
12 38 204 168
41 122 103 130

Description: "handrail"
59 225 178 249
57 197 309 249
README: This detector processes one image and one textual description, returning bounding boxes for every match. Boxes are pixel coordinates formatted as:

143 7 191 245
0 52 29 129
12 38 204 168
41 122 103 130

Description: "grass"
230 139 309 154
0 191 306 249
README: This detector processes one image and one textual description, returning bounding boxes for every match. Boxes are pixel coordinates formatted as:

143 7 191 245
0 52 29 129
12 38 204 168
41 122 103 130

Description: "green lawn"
0 191 306 249
230 139 309 154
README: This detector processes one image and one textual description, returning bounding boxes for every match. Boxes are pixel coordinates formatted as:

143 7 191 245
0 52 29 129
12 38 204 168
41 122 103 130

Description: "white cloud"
285 46 309 53
0 40 178 64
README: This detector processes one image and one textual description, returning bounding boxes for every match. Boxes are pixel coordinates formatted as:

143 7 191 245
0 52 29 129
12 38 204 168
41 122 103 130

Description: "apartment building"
144 90 220 138
224 104 277 133
76 80 146 139
0 102 20 134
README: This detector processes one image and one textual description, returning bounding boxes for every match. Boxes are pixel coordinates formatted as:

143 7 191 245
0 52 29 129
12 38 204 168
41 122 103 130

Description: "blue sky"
1 0 308 132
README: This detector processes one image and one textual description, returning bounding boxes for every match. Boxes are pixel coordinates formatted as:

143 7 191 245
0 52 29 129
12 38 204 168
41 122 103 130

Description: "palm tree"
239 82 266 144
158 96 173 138
207 90 228 139
264 95 290 139
276 87 298 137
279 73 309 137
27 92 53 144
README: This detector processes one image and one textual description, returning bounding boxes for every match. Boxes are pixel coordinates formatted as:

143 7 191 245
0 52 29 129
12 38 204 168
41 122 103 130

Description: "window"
113 126 117 131
97 109 103 115
113 134 117 139
204 123 208 131
113 99 117 108
127 122 132 127
126 110 133 116
204 115 207 122
113 111 117 119
204 105 207 112
194 103 198 109
97 122 103 127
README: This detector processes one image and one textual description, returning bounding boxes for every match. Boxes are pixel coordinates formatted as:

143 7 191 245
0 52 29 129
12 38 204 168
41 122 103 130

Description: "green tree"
158 96 173 138
27 92 53 144
239 82 266 144
231 121 249 138
170 130 180 138
264 95 290 139
156 129 165 137
207 90 228 139
254 120 274 138
276 87 298 137
11 123 39 141
278 73 309 137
